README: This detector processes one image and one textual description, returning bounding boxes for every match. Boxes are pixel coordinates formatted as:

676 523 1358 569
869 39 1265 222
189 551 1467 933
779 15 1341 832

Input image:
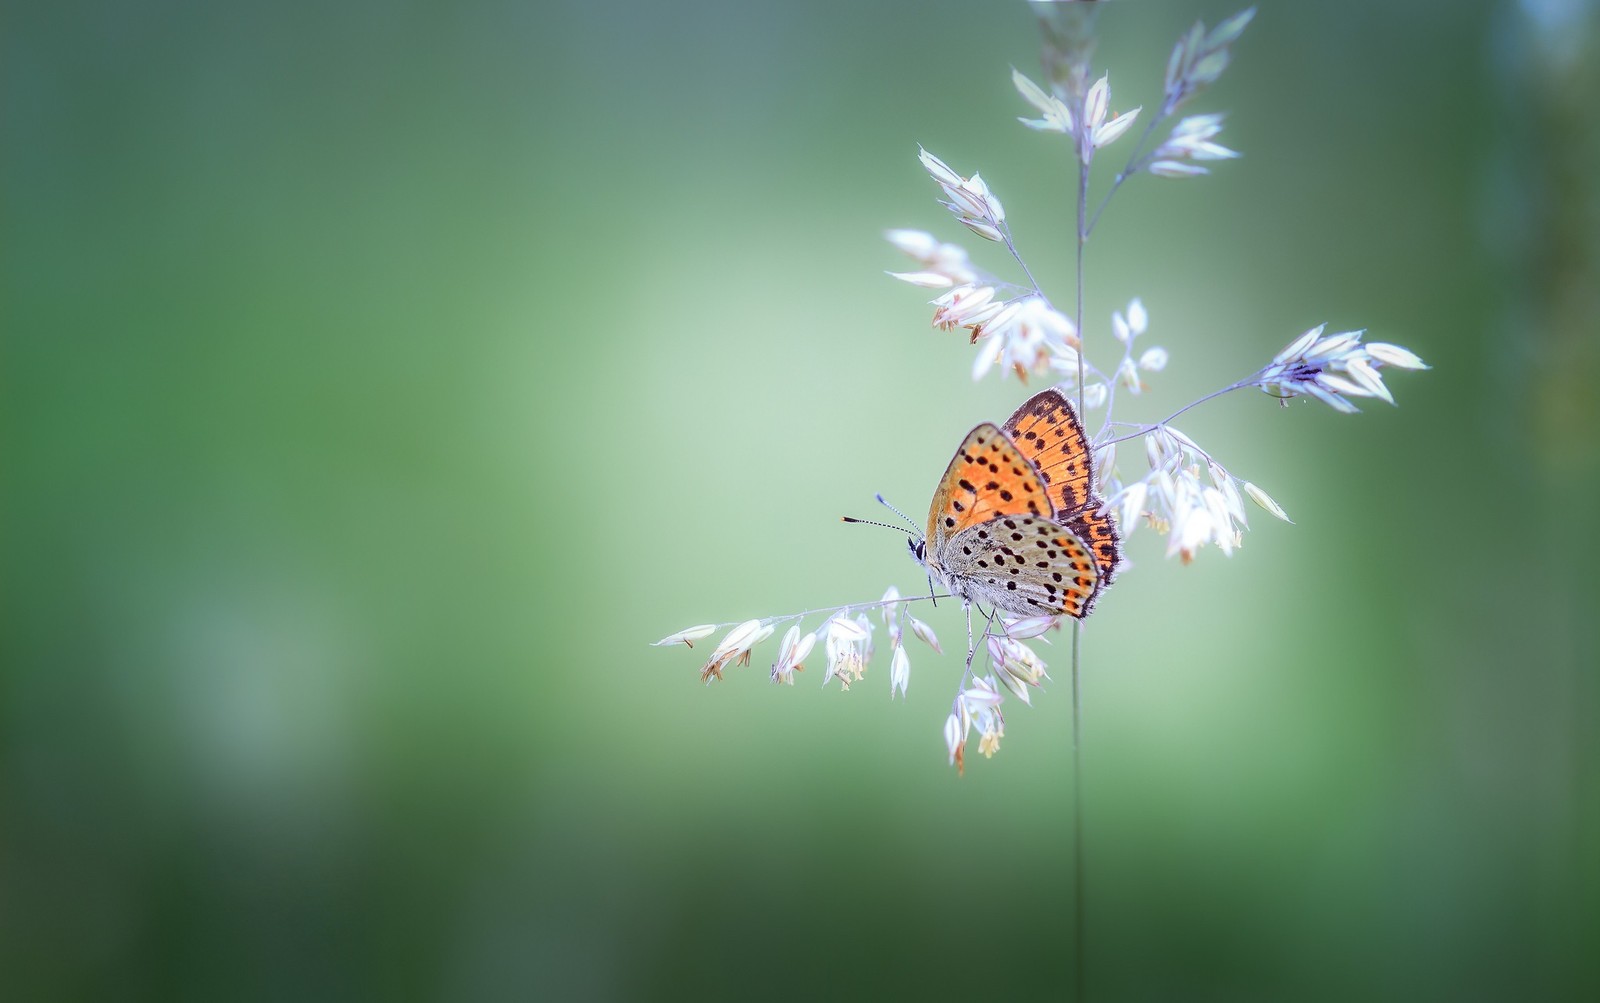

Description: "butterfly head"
908 536 927 565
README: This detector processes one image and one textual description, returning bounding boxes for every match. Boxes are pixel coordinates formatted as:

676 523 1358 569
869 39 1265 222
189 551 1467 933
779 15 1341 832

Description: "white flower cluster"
1098 297 1168 400
655 586 1078 772
821 614 873 690
769 625 815 686
1150 113 1240 178
1108 425 1291 565
883 228 978 288
1128 9 1255 180
887 226 1081 383
1257 325 1430 413
942 615 1059 772
970 296 1081 382
675 618 770 683
1163 9 1257 112
654 587 942 696
1014 69 1141 163
918 148 1008 244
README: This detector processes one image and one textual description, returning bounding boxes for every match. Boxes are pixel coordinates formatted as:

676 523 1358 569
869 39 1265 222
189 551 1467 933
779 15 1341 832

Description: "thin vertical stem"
1071 620 1084 1003
1076 155 1089 412
1071 136 1090 1003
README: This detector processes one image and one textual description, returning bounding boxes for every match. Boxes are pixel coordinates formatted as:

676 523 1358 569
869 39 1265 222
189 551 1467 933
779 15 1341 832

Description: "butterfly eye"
908 538 926 562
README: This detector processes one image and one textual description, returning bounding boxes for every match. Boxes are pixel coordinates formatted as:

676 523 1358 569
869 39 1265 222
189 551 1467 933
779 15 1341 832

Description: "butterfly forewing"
926 423 1051 552
1003 389 1095 517
1003 389 1121 586
940 515 1099 618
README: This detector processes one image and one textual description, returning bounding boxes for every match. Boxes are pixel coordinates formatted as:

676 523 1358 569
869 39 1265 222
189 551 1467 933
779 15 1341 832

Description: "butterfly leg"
963 600 976 674
979 605 1000 646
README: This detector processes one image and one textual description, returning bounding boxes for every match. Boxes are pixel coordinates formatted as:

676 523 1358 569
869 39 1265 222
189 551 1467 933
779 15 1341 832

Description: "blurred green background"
5 0 1597 999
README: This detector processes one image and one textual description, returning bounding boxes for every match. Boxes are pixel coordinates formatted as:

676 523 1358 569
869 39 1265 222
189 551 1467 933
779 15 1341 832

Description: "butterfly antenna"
874 493 921 532
840 516 912 535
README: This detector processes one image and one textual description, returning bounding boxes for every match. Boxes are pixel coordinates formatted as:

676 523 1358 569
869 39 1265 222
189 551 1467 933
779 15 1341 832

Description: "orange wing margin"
926 423 1050 552
1064 506 1122 589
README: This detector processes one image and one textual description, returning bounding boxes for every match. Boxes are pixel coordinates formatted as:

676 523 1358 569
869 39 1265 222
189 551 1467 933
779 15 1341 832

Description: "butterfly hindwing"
926 423 1050 553
1065 506 1122 588
939 515 1099 619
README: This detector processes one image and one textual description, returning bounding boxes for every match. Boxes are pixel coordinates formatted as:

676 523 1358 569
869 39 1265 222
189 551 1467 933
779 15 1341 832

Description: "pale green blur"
5 1 1596 999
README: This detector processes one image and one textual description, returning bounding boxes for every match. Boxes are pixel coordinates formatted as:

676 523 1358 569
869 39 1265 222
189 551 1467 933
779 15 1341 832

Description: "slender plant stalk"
1071 620 1084 1003
1085 106 1166 237
1071 131 1090 1003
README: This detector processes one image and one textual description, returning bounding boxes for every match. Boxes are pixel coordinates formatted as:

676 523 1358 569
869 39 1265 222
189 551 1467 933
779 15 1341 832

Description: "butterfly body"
914 390 1121 619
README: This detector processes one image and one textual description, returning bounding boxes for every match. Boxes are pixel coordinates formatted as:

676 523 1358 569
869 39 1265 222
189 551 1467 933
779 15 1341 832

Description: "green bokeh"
5 1 1597 999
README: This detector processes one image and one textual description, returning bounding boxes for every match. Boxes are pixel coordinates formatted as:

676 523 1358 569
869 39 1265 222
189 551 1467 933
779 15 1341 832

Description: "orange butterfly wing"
1003 389 1122 586
925 423 1051 553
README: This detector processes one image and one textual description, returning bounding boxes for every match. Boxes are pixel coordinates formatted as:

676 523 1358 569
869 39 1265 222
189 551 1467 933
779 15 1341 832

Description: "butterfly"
909 388 1121 620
